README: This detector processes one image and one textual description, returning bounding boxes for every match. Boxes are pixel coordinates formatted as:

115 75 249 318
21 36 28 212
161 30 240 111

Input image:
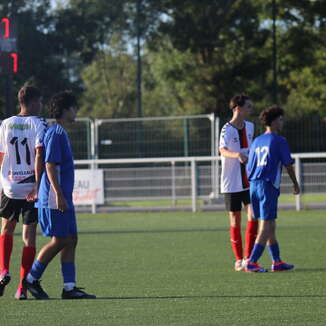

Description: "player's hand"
26 186 38 202
293 184 300 195
238 152 248 164
56 193 69 212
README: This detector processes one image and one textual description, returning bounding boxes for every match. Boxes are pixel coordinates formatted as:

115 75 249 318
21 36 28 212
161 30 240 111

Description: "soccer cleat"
0 273 11 296
245 262 268 273
271 261 294 272
61 287 96 299
15 287 27 300
22 278 49 300
234 259 244 271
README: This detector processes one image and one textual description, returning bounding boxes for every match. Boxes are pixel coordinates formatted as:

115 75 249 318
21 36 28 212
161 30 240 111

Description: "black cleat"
62 287 96 299
22 278 49 300
15 288 27 300
0 273 11 296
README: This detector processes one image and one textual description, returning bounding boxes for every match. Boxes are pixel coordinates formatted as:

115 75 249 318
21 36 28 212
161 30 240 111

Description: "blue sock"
61 262 76 283
29 260 48 280
249 243 265 263
268 242 281 263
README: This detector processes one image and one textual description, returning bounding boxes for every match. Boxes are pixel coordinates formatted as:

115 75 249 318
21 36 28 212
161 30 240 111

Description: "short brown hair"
259 105 284 126
229 94 250 110
18 86 41 107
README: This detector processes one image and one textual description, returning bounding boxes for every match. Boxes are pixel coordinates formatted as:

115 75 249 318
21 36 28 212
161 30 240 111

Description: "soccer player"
245 105 300 272
23 91 96 299
219 94 258 271
0 86 46 299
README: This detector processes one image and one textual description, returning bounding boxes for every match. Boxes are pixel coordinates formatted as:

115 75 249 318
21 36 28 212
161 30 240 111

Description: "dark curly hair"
49 91 77 119
18 86 41 107
259 105 284 126
229 94 251 110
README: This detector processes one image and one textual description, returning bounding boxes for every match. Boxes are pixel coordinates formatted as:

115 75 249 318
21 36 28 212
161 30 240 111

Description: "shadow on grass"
23 293 326 301
291 268 326 272
14 227 228 237
95 294 326 300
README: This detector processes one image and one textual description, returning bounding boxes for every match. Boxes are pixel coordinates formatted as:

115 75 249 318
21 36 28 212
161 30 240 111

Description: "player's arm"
285 164 300 195
0 152 4 167
219 147 247 164
46 162 68 212
26 147 44 202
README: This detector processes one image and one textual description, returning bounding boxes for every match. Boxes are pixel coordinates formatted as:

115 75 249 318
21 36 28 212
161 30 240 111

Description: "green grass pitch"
1 210 326 325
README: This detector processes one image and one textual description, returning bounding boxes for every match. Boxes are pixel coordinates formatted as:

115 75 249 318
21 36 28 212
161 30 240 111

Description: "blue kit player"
23 91 96 299
245 105 300 272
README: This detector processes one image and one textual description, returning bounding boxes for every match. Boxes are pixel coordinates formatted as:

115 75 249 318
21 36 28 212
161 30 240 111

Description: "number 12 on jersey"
255 146 268 167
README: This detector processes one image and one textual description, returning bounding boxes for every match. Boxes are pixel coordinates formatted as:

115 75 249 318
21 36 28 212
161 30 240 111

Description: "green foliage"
0 0 325 128
79 37 137 119
283 50 326 117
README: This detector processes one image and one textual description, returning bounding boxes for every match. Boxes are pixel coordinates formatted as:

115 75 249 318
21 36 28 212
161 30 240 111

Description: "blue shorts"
38 207 78 237
250 180 280 220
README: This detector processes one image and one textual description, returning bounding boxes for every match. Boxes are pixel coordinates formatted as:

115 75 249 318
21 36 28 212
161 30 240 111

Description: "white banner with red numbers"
73 169 104 205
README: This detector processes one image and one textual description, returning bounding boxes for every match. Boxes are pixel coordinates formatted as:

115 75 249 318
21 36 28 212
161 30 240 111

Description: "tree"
79 35 137 118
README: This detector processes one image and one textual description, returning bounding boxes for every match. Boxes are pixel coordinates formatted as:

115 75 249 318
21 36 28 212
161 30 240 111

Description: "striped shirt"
219 121 254 193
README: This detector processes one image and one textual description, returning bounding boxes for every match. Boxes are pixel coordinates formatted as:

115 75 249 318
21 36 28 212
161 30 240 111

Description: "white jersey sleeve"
0 122 5 154
219 123 231 150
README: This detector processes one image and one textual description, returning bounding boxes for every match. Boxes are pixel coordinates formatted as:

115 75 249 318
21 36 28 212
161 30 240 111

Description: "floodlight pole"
136 0 143 157
272 0 278 104
136 0 142 118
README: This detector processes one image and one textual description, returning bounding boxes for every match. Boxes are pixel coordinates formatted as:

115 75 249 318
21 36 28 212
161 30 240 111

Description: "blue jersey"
247 133 294 189
38 124 75 209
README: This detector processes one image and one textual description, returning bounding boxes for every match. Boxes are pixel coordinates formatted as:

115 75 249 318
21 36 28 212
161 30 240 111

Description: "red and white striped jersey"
219 121 254 193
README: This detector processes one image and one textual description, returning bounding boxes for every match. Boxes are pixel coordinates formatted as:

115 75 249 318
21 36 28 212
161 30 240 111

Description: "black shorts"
0 191 38 225
224 190 251 212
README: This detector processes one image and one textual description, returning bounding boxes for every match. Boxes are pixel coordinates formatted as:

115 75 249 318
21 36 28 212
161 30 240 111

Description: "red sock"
0 234 13 274
19 246 36 288
244 220 258 259
230 226 243 261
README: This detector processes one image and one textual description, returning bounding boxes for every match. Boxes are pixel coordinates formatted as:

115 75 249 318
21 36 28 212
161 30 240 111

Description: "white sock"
64 282 75 291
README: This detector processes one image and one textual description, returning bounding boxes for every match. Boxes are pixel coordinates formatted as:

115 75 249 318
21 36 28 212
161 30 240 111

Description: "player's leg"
23 208 70 299
245 219 272 272
60 209 95 299
245 181 270 272
0 218 17 295
0 192 20 284
23 235 68 299
243 190 258 261
0 218 16 275
225 193 244 270
229 210 244 270
265 197 294 272
60 234 78 292
16 203 38 300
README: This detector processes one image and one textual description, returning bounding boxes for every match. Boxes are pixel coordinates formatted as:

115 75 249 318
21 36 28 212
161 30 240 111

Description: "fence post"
191 159 197 212
171 161 176 206
91 162 97 214
295 156 301 211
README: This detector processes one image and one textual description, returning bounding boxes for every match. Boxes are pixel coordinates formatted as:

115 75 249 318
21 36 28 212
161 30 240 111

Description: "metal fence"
75 153 326 213
67 115 216 160
66 114 326 160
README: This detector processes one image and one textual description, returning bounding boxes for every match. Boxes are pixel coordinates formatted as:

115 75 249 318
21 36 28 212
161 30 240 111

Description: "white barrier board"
73 169 104 205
